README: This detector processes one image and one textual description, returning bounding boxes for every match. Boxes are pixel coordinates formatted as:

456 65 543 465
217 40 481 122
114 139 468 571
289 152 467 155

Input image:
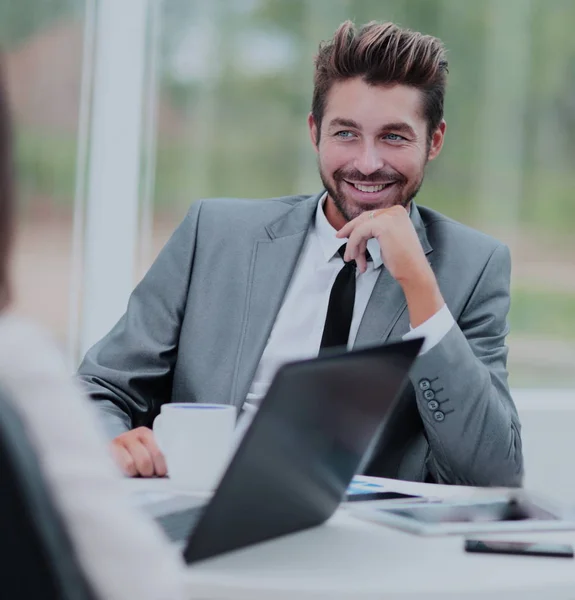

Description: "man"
79 20 523 487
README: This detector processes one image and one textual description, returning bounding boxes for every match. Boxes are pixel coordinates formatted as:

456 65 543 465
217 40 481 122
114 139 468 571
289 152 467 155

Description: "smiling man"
78 20 523 487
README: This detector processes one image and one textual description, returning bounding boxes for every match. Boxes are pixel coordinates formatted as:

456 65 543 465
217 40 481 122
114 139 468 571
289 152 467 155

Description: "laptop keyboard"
155 505 205 543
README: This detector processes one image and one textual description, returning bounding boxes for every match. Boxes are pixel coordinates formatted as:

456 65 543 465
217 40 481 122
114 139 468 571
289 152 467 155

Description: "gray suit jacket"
78 192 523 487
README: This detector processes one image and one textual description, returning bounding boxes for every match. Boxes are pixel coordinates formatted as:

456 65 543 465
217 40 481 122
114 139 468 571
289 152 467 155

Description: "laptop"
140 338 423 564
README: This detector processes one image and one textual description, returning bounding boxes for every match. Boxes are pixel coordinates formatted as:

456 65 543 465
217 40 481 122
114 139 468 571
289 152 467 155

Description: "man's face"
308 78 445 226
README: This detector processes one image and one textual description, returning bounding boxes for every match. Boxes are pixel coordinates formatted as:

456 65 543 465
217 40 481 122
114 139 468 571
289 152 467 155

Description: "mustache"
333 168 406 185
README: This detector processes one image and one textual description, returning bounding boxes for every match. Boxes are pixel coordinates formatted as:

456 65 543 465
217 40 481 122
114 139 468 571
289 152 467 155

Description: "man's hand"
336 205 445 327
110 427 167 477
337 205 428 278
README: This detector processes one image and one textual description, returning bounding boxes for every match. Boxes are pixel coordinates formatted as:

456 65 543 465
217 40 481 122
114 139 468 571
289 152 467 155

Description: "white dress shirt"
0 314 188 600
245 195 454 413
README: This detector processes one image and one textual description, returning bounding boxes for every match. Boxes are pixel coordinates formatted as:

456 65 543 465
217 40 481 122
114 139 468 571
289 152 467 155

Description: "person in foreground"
0 67 187 599
79 20 524 487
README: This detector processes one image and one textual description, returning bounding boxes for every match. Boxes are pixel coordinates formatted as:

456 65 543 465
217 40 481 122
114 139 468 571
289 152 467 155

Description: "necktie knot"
336 244 372 265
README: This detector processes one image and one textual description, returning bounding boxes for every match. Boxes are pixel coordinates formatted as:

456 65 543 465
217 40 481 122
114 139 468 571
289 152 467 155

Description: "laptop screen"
184 338 422 563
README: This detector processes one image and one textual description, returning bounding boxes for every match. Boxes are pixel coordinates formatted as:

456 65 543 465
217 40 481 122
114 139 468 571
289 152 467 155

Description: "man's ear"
427 120 446 161
308 112 320 151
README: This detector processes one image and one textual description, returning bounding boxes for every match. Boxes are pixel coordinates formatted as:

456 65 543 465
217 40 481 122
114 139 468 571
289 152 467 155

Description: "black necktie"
320 245 371 351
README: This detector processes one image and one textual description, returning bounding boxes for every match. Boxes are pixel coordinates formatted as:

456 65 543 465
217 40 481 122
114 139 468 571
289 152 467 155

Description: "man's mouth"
344 180 397 193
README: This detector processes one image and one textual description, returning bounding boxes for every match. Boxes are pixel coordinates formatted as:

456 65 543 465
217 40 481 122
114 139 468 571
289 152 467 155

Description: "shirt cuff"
401 304 455 355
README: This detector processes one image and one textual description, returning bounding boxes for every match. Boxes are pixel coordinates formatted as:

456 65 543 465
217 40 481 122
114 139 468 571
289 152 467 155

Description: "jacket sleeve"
408 243 524 486
77 201 204 439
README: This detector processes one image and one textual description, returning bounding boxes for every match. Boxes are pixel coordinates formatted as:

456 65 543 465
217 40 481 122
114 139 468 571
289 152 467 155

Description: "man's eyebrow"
379 122 417 137
327 117 361 130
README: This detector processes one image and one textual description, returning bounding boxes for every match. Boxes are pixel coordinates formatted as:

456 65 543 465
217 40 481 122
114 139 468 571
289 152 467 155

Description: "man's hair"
312 20 448 143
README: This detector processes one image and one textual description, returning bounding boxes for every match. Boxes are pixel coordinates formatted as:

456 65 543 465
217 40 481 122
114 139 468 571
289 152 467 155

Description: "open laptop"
140 338 423 564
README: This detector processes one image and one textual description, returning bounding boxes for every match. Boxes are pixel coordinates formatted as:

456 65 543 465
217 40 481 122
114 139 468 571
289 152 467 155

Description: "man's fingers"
343 229 360 262
344 224 370 262
137 428 168 477
344 239 360 263
110 427 167 478
337 216 365 240
111 443 138 477
355 239 368 273
336 208 383 239
127 440 156 477
336 221 352 238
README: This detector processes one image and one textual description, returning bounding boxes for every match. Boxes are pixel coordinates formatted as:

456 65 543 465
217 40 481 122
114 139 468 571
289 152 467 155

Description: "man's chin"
339 195 408 218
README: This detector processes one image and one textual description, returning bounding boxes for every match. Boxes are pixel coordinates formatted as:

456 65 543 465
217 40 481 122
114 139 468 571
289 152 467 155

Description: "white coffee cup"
153 403 236 492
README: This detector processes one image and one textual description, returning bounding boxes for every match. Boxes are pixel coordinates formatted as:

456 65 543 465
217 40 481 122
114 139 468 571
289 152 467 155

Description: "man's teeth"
351 182 393 193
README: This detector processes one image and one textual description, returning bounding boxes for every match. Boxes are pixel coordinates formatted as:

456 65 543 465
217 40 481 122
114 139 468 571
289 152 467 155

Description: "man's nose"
353 142 385 176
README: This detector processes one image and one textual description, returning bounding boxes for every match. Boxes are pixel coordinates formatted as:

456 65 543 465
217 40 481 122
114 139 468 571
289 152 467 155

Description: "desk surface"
127 477 575 600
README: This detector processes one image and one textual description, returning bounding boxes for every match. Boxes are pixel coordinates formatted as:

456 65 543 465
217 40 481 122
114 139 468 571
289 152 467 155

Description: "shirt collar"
314 192 384 269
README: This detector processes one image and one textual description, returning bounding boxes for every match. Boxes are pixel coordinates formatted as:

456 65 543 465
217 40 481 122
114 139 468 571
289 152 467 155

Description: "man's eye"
384 133 406 141
335 130 354 139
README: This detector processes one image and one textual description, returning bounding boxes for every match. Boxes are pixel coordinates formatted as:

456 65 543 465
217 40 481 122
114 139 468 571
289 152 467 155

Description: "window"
2 0 87 356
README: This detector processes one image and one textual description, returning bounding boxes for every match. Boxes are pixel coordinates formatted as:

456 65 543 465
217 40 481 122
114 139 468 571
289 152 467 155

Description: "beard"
318 163 425 223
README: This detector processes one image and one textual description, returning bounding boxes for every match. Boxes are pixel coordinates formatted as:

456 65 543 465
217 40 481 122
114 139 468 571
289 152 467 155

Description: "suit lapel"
231 194 321 407
353 202 433 349
353 270 407 349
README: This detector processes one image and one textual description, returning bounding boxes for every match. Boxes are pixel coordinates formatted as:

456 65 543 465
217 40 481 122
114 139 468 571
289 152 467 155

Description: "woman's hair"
0 59 13 311
312 20 448 143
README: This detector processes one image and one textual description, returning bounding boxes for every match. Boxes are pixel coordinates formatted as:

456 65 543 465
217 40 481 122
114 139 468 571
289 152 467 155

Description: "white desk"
128 477 575 600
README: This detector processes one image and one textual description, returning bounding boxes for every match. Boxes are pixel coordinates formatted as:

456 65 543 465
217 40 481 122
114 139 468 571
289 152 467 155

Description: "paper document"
347 477 388 496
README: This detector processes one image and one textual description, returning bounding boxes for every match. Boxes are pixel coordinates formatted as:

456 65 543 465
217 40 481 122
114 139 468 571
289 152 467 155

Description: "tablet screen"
380 498 559 525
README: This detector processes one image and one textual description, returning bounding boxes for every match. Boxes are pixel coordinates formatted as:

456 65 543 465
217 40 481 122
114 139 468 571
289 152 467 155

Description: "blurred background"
2 0 575 388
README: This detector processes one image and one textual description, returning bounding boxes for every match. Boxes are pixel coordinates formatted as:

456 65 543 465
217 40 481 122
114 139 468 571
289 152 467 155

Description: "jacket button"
433 411 445 422
427 400 439 411
419 379 431 391
423 389 435 401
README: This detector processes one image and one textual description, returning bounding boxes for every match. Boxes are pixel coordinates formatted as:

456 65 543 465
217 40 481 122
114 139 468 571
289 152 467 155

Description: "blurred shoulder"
0 313 67 381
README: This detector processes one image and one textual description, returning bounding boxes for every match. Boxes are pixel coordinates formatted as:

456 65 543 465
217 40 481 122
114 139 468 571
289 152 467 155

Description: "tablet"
349 493 575 535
